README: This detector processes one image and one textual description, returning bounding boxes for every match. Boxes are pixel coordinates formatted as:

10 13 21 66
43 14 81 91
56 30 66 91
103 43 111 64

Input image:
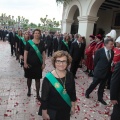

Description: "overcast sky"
0 0 63 24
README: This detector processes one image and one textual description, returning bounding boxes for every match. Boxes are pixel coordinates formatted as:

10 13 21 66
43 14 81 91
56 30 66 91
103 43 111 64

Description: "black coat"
70 41 85 61
94 48 114 79
110 62 120 101
9 32 15 44
0 30 2 37
1 30 6 37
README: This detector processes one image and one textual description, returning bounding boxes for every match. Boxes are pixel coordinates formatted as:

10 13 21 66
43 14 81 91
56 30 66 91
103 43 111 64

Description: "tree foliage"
56 0 72 5
40 15 60 31
0 13 61 32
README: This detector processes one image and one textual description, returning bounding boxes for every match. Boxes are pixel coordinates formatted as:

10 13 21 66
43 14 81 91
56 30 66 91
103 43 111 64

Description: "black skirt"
38 107 70 120
24 65 42 79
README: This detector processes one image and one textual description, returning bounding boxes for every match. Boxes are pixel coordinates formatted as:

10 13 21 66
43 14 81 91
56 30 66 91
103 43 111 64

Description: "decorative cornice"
77 16 98 23
63 19 74 23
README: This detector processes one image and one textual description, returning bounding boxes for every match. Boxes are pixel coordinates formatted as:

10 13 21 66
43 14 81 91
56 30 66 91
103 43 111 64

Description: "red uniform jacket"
85 41 96 70
93 41 104 55
113 47 120 65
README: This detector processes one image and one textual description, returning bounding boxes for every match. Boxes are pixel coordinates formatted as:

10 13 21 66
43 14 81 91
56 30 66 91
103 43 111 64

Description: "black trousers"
106 71 112 88
70 60 80 77
86 77 107 100
111 104 120 120
0 35 2 40
1 36 5 41
10 43 15 55
47 46 53 57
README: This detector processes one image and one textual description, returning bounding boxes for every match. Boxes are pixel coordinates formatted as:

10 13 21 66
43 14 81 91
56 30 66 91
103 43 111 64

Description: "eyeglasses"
55 60 67 65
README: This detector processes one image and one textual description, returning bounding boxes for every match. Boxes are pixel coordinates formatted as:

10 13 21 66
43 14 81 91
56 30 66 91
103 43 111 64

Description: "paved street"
0 41 113 120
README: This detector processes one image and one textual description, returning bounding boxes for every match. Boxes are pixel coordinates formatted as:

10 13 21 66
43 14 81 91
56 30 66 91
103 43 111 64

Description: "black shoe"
106 86 110 90
84 69 89 73
88 73 93 77
78 65 82 68
37 96 41 101
27 90 31 97
98 99 107 105
85 93 90 98
74 76 77 79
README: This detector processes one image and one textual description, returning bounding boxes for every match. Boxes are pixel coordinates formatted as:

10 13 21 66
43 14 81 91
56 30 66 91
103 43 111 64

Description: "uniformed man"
85 35 96 77
112 36 120 69
93 34 104 55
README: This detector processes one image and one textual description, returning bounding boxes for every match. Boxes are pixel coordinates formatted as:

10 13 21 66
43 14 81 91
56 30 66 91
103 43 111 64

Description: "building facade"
61 0 120 44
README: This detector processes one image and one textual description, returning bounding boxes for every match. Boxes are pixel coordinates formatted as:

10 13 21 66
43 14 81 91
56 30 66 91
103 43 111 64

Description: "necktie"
107 50 110 60
79 43 81 48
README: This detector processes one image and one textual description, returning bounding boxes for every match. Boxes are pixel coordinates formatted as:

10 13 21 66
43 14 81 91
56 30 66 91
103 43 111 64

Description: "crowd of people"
1 27 120 120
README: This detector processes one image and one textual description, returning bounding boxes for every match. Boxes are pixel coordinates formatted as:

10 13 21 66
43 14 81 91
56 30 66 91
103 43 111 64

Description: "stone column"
62 19 74 34
78 16 98 44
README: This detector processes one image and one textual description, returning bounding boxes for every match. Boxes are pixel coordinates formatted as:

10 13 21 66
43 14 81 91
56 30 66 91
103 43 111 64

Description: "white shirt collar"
90 40 95 44
77 40 81 44
97 41 102 44
104 47 111 53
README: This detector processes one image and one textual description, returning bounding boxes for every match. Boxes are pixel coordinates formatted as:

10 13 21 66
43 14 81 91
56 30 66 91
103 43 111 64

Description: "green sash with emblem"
62 40 69 51
45 72 71 107
21 37 26 45
28 40 43 64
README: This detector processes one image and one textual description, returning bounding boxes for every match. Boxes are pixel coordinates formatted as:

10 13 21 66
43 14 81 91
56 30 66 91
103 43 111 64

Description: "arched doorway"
61 0 81 34
71 7 79 34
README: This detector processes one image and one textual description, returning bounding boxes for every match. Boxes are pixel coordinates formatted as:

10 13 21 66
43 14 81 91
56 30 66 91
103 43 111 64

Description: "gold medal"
54 83 60 88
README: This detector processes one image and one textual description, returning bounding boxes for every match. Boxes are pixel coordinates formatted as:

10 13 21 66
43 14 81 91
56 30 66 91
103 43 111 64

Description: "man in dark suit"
85 38 114 105
0 28 2 40
70 34 85 79
1 29 6 42
110 62 120 120
9 29 15 56
46 34 53 57
53 34 62 52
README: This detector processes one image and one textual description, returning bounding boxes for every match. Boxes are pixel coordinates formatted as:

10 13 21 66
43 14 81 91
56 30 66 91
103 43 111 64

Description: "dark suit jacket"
9 32 15 44
70 41 85 61
53 38 62 52
110 62 120 101
94 48 114 79
46 35 53 48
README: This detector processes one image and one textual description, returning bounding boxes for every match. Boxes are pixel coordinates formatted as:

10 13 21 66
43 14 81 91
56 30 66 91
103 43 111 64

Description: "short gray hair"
104 38 113 45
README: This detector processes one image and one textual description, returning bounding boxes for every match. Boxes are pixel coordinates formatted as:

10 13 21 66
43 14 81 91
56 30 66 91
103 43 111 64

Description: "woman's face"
24 32 29 40
19 31 22 35
66 36 69 41
55 56 67 71
33 31 40 39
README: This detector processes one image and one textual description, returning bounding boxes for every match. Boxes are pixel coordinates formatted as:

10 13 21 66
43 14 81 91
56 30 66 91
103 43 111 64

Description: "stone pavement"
0 41 113 120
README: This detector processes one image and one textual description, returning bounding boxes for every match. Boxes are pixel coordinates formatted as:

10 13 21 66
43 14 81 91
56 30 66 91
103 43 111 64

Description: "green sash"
28 40 43 64
21 37 26 45
16 34 22 40
62 40 69 51
45 72 71 107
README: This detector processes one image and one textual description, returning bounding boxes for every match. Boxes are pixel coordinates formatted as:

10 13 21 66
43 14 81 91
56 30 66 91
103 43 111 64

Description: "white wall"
96 9 120 37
